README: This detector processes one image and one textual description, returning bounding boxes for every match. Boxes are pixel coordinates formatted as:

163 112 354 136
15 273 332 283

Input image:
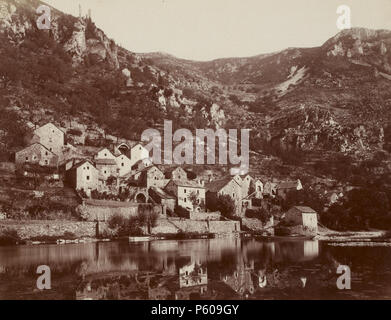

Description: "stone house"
240 174 253 198
115 153 132 177
66 160 99 194
63 158 84 172
15 143 58 167
130 143 149 167
205 176 243 216
130 165 167 189
285 206 318 233
263 181 277 197
164 166 188 181
277 179 303 199
94 147 116 161
148 186 176 212
94 159 118 181
254 179 264 198
32 123 65 155
165 180 206 212
131 158 153 172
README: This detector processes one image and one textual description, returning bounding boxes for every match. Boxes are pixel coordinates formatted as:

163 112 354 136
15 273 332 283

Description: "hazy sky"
45 0 391 61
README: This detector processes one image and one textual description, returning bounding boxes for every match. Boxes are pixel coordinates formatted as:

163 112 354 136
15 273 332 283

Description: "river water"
0 238 390 300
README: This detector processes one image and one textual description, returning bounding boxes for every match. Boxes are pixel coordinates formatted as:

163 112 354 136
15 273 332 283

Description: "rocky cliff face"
0 0 119 69
63 19 119 68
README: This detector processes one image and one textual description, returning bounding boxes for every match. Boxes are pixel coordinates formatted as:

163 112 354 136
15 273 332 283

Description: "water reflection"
0 238 390 300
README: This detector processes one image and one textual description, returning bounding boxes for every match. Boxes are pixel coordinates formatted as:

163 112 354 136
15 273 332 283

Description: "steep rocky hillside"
1 0 391 186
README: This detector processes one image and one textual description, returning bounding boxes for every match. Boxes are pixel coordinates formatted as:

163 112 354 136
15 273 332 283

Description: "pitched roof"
170 179 205 189
205 176 239 192
34 122 65 134
70 159 96 171
95 147 115 157
164 166 186 178
18 142 55 155
293 206 316 214
149 186 176 199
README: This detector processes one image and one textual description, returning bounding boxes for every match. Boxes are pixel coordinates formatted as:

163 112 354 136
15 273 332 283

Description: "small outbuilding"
285 206 318 233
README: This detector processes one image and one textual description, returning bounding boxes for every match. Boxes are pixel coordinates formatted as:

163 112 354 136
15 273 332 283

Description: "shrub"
275 226 292 236
245 207 272 224
174 205 189 218
0 228 20 246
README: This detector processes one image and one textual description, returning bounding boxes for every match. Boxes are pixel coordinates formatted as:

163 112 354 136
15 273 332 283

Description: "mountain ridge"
0 0 391 187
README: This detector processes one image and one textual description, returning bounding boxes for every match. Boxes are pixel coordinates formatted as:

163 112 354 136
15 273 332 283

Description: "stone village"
0 121 319 239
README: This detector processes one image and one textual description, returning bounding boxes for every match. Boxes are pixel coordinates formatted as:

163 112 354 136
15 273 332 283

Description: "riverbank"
0 218 241 246
316 229 387 241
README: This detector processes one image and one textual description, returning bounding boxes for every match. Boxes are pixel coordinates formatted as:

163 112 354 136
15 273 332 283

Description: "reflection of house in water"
175 261 208 300
303 241 319 260
273 241 320 262
221 259 255 296
179 262 208 288
147 261 209 300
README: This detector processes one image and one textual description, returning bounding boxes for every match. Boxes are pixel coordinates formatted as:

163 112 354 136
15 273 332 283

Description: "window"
25 157 29 161
45 152 48 156
87 166 89 170
121 163 124 167
104 171 107 174
184 189 186 193
86 176 90 181
197 190 199 194
45 160 48 165
233 193 235 198
104 153 107 157
184 198 187 203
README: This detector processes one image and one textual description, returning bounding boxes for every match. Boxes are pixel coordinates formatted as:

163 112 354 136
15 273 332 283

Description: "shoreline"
316 230 388 243
1 230 389 247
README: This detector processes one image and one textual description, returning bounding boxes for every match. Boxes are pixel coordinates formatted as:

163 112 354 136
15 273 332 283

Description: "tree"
138 204 159 234
281 188 326 214
207 193 236 219
189 191 200 209
321 188 391 231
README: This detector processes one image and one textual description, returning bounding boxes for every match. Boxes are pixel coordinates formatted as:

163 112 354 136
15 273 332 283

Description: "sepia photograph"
0 0 391 307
